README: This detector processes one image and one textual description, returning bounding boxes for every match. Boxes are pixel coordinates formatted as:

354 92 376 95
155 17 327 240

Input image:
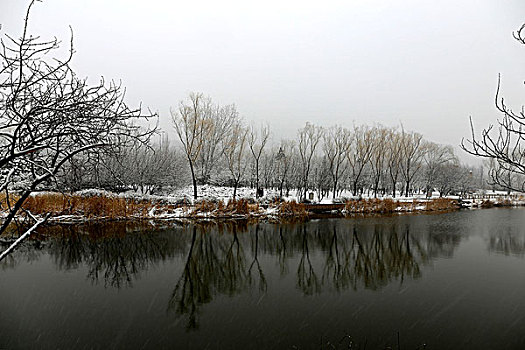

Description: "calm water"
2 208 525 349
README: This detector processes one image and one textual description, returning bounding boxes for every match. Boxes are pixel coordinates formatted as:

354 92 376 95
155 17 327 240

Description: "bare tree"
128 136 186 195
323 125 351 199
434 163 469 197
347 125 374 196
172 92 210 200
260 149 275 191
248 123 270 198
311 155 331 200
399 128 425 197
0 1 155 238
462 24 525 192
386 128 402 197
197 102 237 184
223 124 249 200
422 142 457 197
369 125 389 197
274 140 297 198
297 123 323 201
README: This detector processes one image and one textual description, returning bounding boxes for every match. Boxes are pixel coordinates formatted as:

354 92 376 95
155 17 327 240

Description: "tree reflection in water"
489 226 525 257
0 217 463 329
248 224 267 293
3 222 191 287
297 225 321 295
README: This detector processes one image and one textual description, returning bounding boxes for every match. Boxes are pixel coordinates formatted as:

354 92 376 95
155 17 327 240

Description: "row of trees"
55 89 479 201
170 92 476 200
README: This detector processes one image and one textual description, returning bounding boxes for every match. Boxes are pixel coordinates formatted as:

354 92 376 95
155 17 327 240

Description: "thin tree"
386 128 402 197
422 142 457 197
172 92 210 200
275 140 296 199
297 123 323 201
399 128 425 197
347 125 374 196
223 124 249 200
197 102 237 184
248 123 270 198
323 125 351 199
369 125 389 198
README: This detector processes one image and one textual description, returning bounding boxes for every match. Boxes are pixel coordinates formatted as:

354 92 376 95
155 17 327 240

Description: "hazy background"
2 0 525 162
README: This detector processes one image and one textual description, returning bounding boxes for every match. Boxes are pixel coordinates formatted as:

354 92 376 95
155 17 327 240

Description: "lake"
2 208 525 349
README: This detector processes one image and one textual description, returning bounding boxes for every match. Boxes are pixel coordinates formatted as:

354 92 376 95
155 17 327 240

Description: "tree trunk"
255 160 260 198
189 161 198 200
391 178 397 198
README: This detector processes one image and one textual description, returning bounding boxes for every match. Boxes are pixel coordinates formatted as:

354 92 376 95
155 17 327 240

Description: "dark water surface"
2 208 525 349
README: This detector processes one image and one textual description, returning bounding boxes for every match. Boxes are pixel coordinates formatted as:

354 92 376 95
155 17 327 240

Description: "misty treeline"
53 92 484 200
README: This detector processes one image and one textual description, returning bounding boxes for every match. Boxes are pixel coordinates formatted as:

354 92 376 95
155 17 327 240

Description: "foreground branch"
0 212 49 262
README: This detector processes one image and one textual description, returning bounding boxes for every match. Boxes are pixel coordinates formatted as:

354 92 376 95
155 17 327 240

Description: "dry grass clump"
344 197 461 214
345 198 399 213
424 198 459 211
278 200 308 217
480 200 494 208
193 199 217 213
191 198 260 217
227 199 249 215
3 193 155 219
494 198 513 207
375 198 398 213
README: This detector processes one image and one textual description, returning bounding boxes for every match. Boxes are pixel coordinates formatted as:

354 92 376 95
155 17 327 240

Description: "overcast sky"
2 0 525 162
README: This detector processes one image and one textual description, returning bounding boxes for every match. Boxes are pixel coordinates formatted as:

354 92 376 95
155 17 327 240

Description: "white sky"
2 0 525 163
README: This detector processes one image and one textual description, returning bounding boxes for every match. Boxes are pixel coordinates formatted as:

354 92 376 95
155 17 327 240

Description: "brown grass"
190 198 260 217
278 200 308 217
494 198 513 207
345 198 400 214
0 191 463 222
0 193 155 219
424 197 459 211
344 197 459 214
480 200 494 208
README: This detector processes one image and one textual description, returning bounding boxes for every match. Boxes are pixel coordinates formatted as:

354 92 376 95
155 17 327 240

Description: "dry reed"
10 193 156 219
278 200 308 217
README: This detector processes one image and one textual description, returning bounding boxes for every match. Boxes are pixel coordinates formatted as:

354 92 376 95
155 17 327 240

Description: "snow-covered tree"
0 0 155 238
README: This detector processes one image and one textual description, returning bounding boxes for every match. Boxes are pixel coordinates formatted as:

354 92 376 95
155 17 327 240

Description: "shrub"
424 198 459 211
480 200 494 208
278 200 308 217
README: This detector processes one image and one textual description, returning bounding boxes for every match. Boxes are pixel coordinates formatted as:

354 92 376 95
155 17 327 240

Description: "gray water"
2 208 525 349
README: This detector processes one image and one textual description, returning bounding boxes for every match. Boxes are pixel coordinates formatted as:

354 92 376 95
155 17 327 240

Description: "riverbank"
1 187 524 226
0 191 457 224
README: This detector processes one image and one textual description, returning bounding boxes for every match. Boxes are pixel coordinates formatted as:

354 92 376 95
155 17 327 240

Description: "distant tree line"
51 92 487 200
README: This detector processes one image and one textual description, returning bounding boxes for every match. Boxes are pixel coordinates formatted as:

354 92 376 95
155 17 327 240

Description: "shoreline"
1 190 524 228
0 201 523 246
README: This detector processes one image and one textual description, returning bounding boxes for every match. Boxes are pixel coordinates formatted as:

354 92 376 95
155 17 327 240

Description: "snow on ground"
167 185 280 203
69 185 525 207
15 185 525 224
